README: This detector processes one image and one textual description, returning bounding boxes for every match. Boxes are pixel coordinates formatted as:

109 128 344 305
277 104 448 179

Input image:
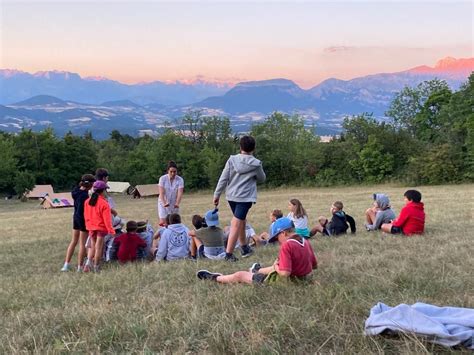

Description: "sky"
1 0 472 88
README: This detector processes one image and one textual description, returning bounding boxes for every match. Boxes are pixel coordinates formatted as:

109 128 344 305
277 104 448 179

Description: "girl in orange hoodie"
84 180 115 272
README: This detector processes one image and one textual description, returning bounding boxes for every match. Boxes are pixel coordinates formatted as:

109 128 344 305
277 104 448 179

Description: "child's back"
156 216 190 261
114 231 146 263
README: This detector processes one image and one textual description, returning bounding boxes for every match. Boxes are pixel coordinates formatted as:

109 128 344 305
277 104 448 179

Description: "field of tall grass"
0 184 473 353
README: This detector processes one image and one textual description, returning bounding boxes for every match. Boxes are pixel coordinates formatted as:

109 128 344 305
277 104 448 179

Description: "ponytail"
89 189 104 206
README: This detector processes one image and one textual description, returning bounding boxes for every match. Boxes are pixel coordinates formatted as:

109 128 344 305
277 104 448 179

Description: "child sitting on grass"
197 217 317 285
156 213 190 261
113 221 147 264
190 209 226 259
136 220 154 260
310 201 356 236
287 199 310 238
365 193 396 231
381 190 425 235
252 209 283 246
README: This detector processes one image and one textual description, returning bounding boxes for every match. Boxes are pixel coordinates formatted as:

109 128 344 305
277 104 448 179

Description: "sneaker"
196 270 222 281
224 253 239 262
76 265 83 272
249 262 261 274
60 263 71 272
93 265 100 273
83 264 91 273
241 245 254 258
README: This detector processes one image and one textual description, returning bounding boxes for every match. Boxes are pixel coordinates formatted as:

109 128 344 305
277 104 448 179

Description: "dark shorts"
228 201 253 220
252 273 266 284
391 226 403 234
73 218 87 232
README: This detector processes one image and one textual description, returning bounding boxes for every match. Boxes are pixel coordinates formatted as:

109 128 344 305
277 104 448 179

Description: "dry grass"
0 184 473 353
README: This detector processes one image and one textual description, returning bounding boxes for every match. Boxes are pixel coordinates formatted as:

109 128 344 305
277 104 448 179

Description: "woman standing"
158 161 184 225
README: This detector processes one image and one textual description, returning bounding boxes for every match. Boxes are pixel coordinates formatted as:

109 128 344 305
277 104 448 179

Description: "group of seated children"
61 168 425 274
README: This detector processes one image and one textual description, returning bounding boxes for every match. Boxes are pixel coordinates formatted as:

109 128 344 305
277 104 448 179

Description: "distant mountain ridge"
0 69 232 106
0 57 472 138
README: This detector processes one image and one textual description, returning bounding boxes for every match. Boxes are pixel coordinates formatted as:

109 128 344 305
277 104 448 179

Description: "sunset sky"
1 0 472 88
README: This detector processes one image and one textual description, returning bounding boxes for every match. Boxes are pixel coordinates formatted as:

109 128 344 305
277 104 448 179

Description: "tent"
25 185 54 199
41 192 74 209
107 181 132 194
132 184 159 198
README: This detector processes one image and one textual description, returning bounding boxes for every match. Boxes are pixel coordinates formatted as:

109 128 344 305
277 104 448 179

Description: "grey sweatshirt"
367 194 396 230
156 223 190 261
214 154 266 203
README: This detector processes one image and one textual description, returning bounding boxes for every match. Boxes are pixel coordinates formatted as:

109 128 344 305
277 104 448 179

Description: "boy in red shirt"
114 221 147 264
381 190 425 235
197 217 317 284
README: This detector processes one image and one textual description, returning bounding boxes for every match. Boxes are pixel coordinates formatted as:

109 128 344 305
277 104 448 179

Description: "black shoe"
224 253 239 262
196 270 222 281
249 262 261 274
241 245 254 258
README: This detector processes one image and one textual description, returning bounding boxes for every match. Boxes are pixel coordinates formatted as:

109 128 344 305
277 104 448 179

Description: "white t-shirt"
157 174 184 218
287 212 308 229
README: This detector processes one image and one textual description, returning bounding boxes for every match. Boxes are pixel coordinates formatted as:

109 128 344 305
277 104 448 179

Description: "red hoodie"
114 232 147 263
392 201 425 235
84 195 115 235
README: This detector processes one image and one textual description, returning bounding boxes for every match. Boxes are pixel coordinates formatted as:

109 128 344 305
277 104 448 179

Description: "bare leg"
238 219 247 246
226 217 246 254
216 271 253 284
381 223 392 233
94 237 105 267
366 207 377 224
65 229 80 263
310 225 324 236
77 231 88 268
86 236 96 264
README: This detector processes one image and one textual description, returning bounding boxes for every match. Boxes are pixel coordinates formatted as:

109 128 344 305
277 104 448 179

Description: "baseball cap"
93 180 109 190
268 217 294 243
204 208 219 227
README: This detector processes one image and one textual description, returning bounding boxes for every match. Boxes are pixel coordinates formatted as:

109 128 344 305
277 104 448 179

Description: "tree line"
1 74 472 196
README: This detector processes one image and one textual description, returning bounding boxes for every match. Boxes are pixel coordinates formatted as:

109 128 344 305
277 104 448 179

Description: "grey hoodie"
367 194 396 230
156 223 190 261
214 154 266 203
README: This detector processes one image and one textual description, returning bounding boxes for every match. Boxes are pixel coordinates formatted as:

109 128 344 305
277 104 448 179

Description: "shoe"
249 262 261 274
61 263 71 272
76 265 83 272
241 245 254 258
196 270 222 281
224 253 239 262
93 265 100 273
83 264 91 273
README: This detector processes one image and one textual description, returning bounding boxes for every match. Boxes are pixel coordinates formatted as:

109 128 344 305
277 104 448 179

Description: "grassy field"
0 184 473 353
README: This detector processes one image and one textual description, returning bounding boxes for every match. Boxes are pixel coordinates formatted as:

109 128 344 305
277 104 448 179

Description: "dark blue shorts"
391 226 403 234
73 217 87 232
228 201 253 220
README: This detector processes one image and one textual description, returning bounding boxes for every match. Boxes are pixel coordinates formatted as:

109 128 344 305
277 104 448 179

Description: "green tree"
0 135 18 192
386 79 450 136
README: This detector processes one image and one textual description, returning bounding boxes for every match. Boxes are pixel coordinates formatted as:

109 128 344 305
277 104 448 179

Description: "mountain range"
0 57 472 138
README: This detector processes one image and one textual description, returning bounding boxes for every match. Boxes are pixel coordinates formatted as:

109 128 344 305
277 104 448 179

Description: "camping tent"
107 181 132 194
133 184 159 198
41 192 74 209
25 185 54 199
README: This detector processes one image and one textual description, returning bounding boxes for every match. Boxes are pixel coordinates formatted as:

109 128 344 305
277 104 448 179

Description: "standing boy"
213 135 266 261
